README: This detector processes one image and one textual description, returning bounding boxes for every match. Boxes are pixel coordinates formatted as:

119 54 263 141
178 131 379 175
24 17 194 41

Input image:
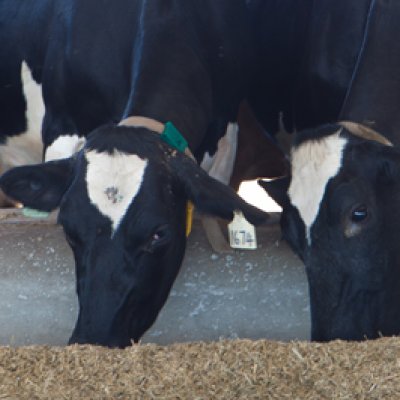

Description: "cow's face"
0 125 267 348
261 124 400 341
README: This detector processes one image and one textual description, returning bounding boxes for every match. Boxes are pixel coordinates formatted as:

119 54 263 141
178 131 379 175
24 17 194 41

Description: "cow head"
260 123 400 341
0 124 267 348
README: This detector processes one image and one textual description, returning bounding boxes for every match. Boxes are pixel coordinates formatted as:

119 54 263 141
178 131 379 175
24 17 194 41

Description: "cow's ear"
258 176 291 208
172 156 268 225
0 158 74 211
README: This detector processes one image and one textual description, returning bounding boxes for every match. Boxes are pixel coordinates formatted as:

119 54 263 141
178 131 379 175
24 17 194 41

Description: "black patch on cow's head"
0 157 75 211
292 123 342 149
258 177 290 208
258 177 306 260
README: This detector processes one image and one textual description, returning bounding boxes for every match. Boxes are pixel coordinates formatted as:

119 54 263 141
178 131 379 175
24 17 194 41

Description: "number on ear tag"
228 211 257 250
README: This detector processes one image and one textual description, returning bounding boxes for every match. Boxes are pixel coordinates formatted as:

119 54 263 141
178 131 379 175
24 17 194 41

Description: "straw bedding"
1 338 400 399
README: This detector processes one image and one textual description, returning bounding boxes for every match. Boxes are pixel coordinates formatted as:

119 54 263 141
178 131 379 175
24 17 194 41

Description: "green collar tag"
160 122 188 152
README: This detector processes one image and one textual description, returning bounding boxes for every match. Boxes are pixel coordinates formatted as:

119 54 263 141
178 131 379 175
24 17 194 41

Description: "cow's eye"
152 231 163 241
351 205 368 223
344 205 370 238
152 225 170 243
146 225 171 252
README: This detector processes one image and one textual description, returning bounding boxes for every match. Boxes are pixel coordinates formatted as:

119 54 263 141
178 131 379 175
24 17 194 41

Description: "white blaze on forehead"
45 134 86 161
85 150 148 232
288 130 347 244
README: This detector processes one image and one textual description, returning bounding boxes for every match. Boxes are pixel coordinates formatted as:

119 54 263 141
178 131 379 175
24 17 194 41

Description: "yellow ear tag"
186 201 194 237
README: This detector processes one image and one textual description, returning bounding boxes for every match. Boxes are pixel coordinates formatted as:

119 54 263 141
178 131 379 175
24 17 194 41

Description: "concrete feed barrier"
0 209 309 346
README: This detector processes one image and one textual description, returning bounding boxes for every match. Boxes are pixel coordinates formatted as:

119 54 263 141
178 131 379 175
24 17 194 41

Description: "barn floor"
0 209 310 347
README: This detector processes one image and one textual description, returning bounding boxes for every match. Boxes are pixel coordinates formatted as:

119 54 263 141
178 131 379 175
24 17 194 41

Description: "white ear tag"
228 211 257 250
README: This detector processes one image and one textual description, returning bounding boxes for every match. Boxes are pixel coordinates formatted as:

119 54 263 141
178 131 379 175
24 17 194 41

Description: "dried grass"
1 338 400 399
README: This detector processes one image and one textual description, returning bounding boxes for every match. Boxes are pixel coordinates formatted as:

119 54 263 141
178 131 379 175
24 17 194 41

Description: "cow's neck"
248 0 312 133
125 82 211 153
339 0 400 146
18 2 53 82
122 3 213 153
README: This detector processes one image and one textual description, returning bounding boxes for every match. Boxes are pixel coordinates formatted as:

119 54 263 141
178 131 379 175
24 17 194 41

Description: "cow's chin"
68 241 186 348
68 299 158 348
309 287 400 342
68 331 134 349
310 319 378 343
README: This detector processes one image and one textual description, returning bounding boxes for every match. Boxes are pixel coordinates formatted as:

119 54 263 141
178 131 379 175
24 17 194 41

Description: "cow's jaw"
288 130 347 244
85 149 148 233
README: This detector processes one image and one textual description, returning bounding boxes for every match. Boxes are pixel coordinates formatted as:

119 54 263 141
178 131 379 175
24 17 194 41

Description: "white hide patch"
0 62 44 172
45 134 86 161
21 61 45 139
85 150 148 232
200 122 238 184
288 130 347 244
2 131 42 170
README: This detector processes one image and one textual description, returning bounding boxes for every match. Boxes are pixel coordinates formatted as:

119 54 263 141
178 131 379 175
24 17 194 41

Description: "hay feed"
1 338 400 399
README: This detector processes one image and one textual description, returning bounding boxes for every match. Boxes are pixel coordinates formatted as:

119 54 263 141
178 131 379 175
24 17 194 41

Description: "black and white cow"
0 0 268 347
252 0 400 341
260 122 400 341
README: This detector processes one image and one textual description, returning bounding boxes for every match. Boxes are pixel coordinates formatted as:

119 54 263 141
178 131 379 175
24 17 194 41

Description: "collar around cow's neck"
118 116 194 159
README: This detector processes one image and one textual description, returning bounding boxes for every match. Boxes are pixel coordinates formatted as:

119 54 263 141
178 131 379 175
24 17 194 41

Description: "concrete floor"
0 212 310 346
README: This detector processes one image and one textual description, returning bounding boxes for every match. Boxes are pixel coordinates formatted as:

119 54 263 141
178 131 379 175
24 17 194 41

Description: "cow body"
0 0 267 347
0 23 44 203
0 0 45 165
20 0 250 160
3 0 252 157
248 0 400 142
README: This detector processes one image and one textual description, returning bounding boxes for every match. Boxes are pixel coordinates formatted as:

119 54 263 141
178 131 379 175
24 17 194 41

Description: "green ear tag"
23 208 50 219
159 122 194 236
160 122 188 152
